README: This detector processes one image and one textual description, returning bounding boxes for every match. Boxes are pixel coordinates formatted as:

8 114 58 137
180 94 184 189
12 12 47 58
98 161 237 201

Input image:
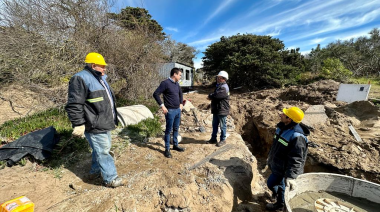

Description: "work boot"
216 140 226 147
105 177 123 188
206 139 217 144
271 192 277 202
265 202 284 211
173 145 185 152
164 149 172 158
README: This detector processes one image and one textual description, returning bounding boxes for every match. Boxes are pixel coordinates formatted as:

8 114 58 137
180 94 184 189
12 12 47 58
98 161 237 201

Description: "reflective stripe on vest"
274 126 308 147
87 97 104 103
274 134 289 147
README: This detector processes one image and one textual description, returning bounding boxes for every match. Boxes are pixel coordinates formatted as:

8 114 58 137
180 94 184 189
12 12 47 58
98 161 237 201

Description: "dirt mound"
279 80 340 104
226 80 380 184
334 101 380 120
0 85 59 126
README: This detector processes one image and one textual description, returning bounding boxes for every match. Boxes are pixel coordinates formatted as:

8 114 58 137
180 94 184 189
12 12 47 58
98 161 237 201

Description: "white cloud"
166 27 179 32
204 0 235 25
188 37 220 46
187 0 380 58
310 37 327 44
286 46 297 50
245 0 282 18
300 50 311 55
183 0 235 41
336 29 373 41
268 28 281 37
193 58 203 69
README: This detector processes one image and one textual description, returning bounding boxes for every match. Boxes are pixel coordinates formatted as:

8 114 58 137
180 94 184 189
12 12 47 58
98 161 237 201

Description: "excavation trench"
238 115 339 174
230 99 380 186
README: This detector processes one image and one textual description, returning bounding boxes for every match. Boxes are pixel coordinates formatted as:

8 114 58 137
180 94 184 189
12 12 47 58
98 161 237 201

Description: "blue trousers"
164 108 181 150
85 131 118 183
267 173 285 204
211 114 227 141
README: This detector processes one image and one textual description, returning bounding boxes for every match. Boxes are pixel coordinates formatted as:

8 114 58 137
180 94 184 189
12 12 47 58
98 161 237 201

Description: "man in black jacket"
207 71 230 147
266 107 309 211
153 68 184 158
65 52 122 188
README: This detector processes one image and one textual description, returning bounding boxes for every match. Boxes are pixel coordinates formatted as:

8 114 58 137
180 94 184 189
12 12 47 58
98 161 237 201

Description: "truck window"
186 70 190 80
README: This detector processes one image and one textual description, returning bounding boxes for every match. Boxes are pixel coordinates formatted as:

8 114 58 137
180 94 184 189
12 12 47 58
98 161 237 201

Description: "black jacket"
267 122 310 179
209 82 230 116
65 66 118 133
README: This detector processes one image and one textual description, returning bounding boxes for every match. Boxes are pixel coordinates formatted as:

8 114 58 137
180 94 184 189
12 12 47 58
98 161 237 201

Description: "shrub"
320 58 352 81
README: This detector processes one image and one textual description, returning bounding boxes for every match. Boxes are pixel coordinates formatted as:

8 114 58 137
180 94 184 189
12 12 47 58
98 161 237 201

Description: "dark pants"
164 108 181 150
267 173 285 204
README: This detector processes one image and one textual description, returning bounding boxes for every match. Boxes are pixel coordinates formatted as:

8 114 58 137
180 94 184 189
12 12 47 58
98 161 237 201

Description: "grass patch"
0 107 90 171
351 77 380 99
0 107 72 141
0 161 5 170
124 116 163 142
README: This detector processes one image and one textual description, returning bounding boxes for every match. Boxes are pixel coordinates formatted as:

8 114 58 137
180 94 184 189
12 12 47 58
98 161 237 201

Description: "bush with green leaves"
202 34 305 88
126 116 163 141
320 58 352 81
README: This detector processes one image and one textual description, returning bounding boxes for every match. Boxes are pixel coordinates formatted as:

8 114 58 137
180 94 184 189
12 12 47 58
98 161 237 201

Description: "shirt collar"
168 77 176 83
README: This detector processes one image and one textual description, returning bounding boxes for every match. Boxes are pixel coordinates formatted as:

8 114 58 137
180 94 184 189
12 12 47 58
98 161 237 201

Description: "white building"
157 62 194 87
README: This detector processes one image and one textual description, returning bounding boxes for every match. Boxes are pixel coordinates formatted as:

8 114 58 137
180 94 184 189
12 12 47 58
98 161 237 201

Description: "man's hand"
179 104 183 111
286 178 296 191
161 105 168 115
72 125 85 138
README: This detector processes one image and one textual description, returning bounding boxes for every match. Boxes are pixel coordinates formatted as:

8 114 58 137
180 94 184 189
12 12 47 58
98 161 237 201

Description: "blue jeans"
267 173 285 204
164 108 181 150
85 131 118 183
211 114 227 141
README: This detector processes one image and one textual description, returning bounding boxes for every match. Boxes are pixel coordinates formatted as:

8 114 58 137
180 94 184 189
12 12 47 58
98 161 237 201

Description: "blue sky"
114 0 380 69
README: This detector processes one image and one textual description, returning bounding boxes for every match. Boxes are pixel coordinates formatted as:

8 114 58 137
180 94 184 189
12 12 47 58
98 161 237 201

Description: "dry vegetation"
0 0 166 107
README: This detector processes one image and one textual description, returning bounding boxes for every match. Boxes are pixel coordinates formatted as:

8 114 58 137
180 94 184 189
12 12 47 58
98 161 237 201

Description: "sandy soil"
1 80 380 211
0 130 267 212
0 85 57 126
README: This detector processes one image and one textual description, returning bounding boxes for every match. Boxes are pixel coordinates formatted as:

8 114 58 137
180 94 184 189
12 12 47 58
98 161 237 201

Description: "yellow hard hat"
283 107 304 123
85 52 107 66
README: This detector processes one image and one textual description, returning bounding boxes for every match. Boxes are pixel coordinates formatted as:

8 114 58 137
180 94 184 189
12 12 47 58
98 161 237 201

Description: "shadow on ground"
210 157 265 212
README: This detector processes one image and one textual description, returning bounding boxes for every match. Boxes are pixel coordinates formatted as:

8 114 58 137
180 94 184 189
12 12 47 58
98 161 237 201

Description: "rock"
182 100 195 112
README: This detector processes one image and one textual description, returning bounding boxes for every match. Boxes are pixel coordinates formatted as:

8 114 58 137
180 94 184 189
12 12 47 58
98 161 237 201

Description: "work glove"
286 178 297 191
72 125 85 138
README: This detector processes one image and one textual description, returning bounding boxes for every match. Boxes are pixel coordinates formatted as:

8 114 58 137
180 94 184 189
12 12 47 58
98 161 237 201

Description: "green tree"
321 58 352 81
161 37 199 66
307 28 380 77
108 7 165 40
202 34 305 88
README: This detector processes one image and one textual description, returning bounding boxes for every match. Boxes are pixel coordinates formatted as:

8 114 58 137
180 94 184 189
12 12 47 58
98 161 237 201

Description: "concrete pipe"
284 173 380 212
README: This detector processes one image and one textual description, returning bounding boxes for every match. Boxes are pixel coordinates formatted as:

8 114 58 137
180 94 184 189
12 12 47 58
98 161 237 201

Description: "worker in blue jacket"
266 107 310 211
65 52 122 188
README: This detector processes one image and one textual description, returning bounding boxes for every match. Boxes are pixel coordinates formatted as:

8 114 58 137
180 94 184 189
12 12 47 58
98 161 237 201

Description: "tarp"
0 126 59 166
117 105 154 127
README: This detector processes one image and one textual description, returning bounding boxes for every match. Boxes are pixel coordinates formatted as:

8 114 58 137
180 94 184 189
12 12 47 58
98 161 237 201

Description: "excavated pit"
229 80 380 186
238 115 340 174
